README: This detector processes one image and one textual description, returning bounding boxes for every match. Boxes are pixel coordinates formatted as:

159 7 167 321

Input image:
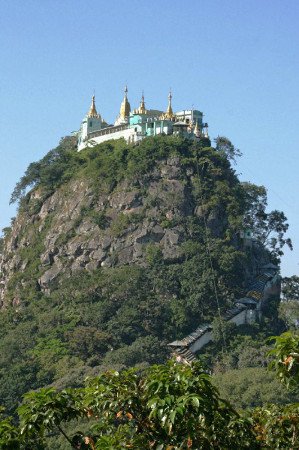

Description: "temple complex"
77 87 209 151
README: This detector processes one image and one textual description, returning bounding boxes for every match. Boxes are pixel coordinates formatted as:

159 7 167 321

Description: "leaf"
191 397 200 408
169 411 176 424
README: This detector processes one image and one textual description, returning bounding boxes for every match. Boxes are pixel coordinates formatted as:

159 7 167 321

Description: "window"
89 121 92 127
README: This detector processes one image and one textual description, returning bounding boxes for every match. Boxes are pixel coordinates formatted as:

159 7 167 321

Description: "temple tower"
78 95 103 149
115 86 131 125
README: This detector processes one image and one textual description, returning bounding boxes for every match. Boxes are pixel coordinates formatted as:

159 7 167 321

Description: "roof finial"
88 94 100 118
119 85 131 119
165 88 174 119
138 90 146 114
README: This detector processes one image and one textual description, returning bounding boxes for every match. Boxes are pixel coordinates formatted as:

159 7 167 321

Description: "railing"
87 124 130 139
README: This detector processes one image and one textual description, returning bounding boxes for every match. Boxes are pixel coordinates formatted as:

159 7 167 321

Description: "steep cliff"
0 135 258 306
0 135 272 412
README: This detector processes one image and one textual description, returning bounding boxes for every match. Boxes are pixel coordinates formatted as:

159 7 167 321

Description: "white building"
77 88 209 151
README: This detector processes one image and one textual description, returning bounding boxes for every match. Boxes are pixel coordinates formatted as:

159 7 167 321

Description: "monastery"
77 87 209 151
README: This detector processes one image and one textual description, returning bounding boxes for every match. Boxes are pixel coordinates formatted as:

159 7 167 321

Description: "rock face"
0 151 257 306
0 156 199 304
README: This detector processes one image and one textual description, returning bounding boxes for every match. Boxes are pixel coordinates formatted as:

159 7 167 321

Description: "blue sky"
0 0 298 276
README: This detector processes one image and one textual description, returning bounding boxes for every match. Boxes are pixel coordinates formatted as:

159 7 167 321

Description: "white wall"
78 127 135 151
189 309 248 353
228 309 247 326
190 330 213 353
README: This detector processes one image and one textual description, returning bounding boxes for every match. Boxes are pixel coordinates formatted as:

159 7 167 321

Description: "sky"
0 0 298 276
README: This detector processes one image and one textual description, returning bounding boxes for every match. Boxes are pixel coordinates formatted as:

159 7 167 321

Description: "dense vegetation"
0 135 295 448
1 331 299 449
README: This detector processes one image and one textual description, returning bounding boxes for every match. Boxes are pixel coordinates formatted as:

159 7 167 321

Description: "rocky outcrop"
0 151 262 307
0 156 210 305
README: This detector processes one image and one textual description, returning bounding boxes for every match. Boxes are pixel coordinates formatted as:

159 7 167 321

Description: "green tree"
10 136 79 205
281 275 299 300
214 135 242 163
213 367 298 410
66 327 111 361
211 316 236 349
0 408 21 450
13 361 257 449
242 182 292 258
279 300 299 330
268 331 299 387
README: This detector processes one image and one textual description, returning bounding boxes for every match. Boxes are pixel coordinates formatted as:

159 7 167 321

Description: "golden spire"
88 95 100 118
161 89 174 119
137 91 146 114
164 90 174 119
119 85 131 119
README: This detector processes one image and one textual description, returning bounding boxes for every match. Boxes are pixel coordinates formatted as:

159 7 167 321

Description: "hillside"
0 135 287 414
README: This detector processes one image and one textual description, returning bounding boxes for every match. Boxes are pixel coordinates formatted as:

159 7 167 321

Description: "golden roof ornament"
162 90 174 119
119 85 131 119
137 91 146 114
88 95 101 118
166 89 173 119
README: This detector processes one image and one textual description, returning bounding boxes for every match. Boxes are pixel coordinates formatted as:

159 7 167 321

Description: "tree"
10 136 78 205
248 332 299 448
281 275 299 301
2 347 299 448
242 182 292 258
279 300 299 330
214 136 242 163
268 331 299 387
211 316 236 349
12 361 257 449
213 367 298 410
279 277 299 330
0 408 21 450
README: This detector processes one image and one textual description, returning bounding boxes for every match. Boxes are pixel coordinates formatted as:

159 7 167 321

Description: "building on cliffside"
77 87 209 151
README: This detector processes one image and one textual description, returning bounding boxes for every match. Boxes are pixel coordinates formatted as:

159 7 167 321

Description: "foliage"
213 367 299 410
0 408 21 450
278 300 299 330
211 316 236 347
214 135 242 163
0 134 292 424
19 388 84 449
268 331 299 387
1 334 299 449
242 182 292 259
2 361 257 449
145 244 163 267
281 275 299 300
251 404 299 449
10 136 79 205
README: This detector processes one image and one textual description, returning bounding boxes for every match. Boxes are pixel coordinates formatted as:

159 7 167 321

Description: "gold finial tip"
163 89 174 119
88 94 100 118
119 86 131 119
137 91 146 114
